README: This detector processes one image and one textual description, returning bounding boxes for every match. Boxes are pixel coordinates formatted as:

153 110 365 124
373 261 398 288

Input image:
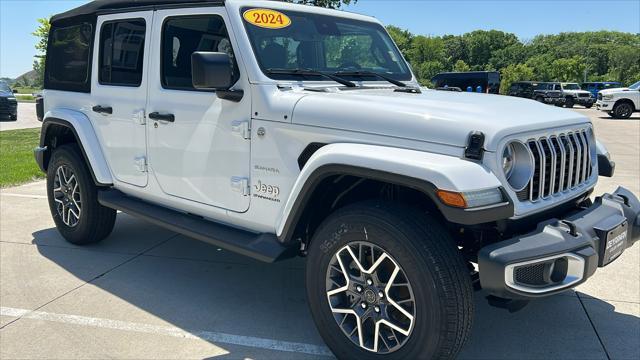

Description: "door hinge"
134 156 148 172
133 109 146 125
231 121 251 140
230 177 250 196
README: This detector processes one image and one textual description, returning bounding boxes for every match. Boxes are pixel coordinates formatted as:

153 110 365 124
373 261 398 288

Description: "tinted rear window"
99 19 146 86
46 22 93 92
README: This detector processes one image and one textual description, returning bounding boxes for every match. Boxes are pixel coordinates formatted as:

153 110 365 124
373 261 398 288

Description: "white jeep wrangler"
35 0 640 358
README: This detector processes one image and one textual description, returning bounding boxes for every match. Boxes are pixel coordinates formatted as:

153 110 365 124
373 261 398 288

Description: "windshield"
562 83 581 90
629 81 640 90
242 8 412 82
0 82 11 93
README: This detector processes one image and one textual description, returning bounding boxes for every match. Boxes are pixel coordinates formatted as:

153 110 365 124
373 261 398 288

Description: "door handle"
92 105 113 115
149 112 175 123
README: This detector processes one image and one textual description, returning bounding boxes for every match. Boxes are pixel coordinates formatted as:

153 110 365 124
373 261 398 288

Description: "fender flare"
276 143 512 242
39 109 113 185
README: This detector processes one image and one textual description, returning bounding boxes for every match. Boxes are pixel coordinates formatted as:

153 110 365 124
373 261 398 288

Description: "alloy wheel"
616 104 632 118
53 165 82 227
325 241 416 354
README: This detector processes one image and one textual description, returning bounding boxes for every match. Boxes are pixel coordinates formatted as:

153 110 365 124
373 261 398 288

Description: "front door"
146 8 251 212
90 11 152 187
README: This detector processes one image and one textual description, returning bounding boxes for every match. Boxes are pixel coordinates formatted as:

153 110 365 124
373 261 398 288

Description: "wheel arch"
276 143 511 245
614 98 636 111
39 109 113 186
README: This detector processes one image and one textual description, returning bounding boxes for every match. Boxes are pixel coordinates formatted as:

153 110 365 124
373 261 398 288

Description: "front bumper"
0 102 17 116
596 100 614 111
479 187 640 300
544 97 565 105
575 97 596 106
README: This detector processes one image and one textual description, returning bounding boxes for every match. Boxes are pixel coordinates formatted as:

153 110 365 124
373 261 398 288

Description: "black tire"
584 103 593 109
608 112 615 118
306 203 473 360
535 96 545 103
565 97 574 108
46 144 116 244
10 114 17 121
612 102 633 119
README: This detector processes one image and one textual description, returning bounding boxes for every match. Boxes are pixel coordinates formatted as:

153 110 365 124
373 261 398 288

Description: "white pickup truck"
596 80 640 119
35 0 639 358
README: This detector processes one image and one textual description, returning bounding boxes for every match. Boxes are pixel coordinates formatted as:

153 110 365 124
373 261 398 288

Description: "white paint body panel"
89 11 154 188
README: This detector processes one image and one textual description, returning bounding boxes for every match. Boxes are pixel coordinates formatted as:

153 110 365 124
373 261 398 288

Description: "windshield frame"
240 7 413 84
562 83 581 90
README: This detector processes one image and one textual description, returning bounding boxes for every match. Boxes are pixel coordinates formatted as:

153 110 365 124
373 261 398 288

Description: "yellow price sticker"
243 8 291 29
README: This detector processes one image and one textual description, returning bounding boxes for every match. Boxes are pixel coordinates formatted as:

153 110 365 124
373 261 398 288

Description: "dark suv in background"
508 81 565 105
0 81 18 121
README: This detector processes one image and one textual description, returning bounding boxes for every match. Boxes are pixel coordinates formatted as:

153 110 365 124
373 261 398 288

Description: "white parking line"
0 307 332 357
0 193 47 199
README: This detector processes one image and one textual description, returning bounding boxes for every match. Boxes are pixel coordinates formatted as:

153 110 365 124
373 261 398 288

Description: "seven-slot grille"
516 129 594 202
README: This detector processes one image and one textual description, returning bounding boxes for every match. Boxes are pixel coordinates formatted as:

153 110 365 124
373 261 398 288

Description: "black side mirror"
191 51 243 102
12 89 18 93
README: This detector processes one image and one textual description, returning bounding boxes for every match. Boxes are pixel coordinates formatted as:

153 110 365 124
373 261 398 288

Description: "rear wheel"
46 144 116 244
612 102 633 119
306 203 473 359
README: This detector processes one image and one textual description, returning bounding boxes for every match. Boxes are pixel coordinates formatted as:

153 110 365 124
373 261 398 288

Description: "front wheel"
565 97 575 108
306 203 473 359
612 102 633 119
46 144 116 244
584 103 593 109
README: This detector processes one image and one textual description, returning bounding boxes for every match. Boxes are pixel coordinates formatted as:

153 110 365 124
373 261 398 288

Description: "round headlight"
501 141 534 192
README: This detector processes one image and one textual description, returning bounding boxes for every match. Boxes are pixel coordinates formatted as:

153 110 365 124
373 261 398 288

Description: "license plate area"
594 215 628 267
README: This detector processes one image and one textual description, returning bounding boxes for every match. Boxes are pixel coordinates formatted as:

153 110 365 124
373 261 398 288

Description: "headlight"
602 94 613 100
501 141 534 192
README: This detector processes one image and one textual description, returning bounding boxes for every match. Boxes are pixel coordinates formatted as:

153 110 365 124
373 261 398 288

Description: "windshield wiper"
333 70 408 88
265 68 356 88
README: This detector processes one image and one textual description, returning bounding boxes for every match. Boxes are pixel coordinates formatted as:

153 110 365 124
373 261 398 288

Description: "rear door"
89 12 153 187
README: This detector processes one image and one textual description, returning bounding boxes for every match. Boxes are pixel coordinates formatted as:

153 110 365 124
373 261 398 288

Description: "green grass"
12 86 40 95
16 95 35 102
0 128 45 188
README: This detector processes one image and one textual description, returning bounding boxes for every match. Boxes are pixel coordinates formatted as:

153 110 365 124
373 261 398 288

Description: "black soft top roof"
51 0 224 24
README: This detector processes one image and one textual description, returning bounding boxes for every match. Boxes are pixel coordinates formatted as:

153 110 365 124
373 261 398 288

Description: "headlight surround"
501 141 534 192
602 94 613 100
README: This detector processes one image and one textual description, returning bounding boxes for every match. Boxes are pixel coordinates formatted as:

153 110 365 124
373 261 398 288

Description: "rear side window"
161 15 239 91
46 22 93 92
99 19 146 86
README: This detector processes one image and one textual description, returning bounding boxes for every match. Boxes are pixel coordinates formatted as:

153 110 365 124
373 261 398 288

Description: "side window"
162 15 239 91
99 19 146 86
46 22 93 92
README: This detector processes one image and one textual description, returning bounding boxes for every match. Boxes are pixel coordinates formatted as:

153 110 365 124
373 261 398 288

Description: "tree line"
386 26 640 93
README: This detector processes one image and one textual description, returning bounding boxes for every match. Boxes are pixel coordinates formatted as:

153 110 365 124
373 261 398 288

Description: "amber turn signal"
436 190 467 208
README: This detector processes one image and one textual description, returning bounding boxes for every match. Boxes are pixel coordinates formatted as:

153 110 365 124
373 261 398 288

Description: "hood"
0 90 14 97
600 87 633 95
564 89 591 95
291 88 590 151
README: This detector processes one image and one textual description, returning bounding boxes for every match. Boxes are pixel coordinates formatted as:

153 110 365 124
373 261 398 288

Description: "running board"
97 189 296 263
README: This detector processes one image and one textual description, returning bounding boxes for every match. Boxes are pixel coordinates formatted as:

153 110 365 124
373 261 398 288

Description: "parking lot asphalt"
0 103 41 132
0 108 638 359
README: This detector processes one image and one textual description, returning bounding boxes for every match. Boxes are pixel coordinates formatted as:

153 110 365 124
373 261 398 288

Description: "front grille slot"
523 129 593 202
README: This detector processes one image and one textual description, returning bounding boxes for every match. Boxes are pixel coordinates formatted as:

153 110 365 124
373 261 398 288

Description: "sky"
1 0 639 78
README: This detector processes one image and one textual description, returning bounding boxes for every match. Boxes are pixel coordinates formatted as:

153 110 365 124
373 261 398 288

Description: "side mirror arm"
216 89 244 102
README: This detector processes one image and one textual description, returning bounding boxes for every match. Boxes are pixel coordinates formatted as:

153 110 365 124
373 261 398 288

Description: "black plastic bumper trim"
478 186 640 300
598 153 615 177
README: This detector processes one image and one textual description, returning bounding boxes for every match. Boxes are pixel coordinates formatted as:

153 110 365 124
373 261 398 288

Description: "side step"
97 189 296 263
